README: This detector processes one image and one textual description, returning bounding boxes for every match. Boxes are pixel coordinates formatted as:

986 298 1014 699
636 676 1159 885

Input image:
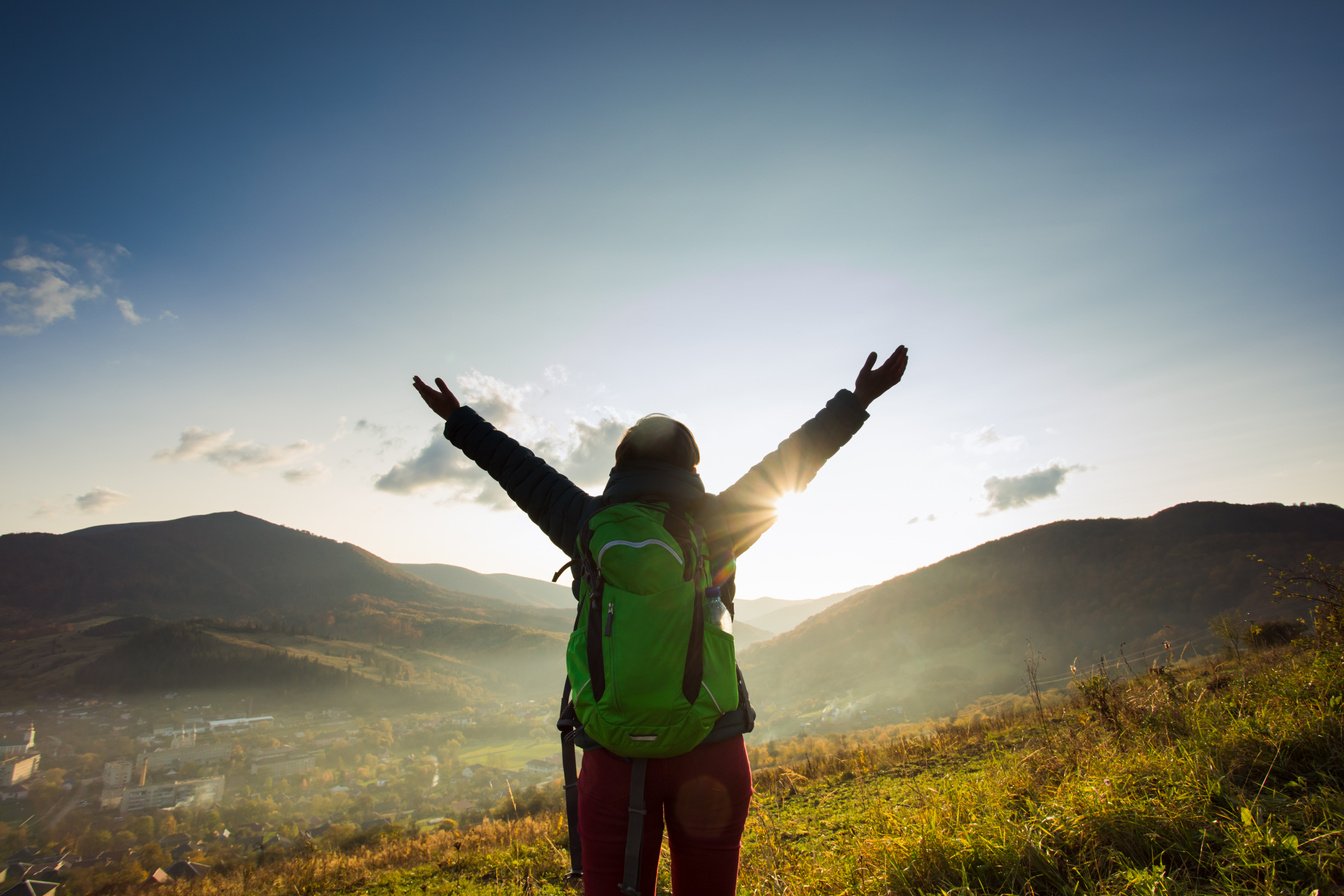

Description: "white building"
1 753 40 787
121 775 225 813
103 759 134 789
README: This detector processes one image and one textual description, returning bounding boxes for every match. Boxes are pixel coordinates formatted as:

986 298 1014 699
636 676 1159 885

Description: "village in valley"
0 694 563 894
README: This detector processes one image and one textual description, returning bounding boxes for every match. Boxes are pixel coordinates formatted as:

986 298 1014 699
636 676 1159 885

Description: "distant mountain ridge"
396 563 853 644
0 510 568 632
0 512 573 705
741 501 1344 733
3 502 1339 728
735 588 865 634
398 562 574 610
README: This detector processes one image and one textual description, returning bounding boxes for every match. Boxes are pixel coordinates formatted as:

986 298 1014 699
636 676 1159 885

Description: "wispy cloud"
354 419 387 438
116 298 144 325
348 417 406 459
958 425 1026 455
0 238 132 335
982 463 1084 512
75 487 128 513
282 463 328 484
154 427 314 472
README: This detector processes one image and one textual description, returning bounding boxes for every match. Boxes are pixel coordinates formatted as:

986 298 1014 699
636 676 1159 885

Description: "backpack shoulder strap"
556 496 613 884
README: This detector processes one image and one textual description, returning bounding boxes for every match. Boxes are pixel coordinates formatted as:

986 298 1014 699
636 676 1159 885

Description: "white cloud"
376 370 632 502
203 439 314 471
0 238 132 335
154 428 233 461
1 253 100 334
283 463 328 483
959 425 1026 455
982 463 1085 512
116 298 144 325
539 413 629 487
457 370 530 428
75 487 128 513
375 427 494 497
154 427 314 472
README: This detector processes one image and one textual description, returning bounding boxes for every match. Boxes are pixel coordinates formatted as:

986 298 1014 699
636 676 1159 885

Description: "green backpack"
564 500 740 757
555 500 753 892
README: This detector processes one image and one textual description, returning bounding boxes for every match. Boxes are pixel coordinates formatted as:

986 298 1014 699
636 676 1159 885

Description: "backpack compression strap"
619 758 649 896
557 683 583 882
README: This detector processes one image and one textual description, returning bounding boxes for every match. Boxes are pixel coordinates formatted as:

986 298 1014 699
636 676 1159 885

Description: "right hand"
413 375 461 421
852 346 909 409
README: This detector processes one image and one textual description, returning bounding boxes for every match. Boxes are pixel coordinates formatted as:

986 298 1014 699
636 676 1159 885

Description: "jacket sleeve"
713 389 870 557
443 407 593 555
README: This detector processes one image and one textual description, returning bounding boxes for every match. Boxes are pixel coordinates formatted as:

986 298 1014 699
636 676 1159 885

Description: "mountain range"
390 561 834 646
0 511 557 624
2 502 1340 729
0 512 570 706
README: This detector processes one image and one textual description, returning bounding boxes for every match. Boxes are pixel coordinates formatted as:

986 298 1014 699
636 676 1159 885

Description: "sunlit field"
81 633 1341 896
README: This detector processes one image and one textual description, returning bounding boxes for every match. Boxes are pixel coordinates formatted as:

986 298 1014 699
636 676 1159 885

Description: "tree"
79 828 113 856
1210 611 1250 660
129 814 156 843
1258 554 1344 644
25 779 64 814
74 752 102 777
136 842 169 872
158 813 178 837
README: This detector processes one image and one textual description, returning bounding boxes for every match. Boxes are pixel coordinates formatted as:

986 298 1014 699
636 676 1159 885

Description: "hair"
613 414 700 471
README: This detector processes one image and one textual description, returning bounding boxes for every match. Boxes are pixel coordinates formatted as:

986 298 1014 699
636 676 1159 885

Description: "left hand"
852 346 908 409
413 375 462 421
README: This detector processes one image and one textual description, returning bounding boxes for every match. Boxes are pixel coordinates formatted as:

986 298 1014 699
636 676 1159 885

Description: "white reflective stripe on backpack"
596 538 684 569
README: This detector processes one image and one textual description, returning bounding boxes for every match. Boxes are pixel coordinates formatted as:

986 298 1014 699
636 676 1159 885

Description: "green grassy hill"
106 629 1342 895
743 501 1344 733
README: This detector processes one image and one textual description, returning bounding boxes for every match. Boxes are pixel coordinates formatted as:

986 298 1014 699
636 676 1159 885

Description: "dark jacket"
442 389 871 565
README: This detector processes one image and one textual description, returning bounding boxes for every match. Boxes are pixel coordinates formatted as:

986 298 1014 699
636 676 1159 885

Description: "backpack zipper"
605 600 615 636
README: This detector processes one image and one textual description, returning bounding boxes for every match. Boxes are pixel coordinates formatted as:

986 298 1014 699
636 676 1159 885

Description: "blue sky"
3 2 1342 599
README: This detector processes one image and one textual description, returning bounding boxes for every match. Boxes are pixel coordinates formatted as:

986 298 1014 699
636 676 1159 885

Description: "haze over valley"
3 501 1337 725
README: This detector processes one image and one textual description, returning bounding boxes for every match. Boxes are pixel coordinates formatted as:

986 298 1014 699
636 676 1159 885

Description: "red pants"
578 735 753 896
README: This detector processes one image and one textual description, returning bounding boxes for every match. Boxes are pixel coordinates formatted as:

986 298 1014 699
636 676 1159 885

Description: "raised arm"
413 375 593 555
713 347 908 556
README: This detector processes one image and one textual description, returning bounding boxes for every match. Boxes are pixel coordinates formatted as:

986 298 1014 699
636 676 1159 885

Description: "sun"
772 489 806 521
